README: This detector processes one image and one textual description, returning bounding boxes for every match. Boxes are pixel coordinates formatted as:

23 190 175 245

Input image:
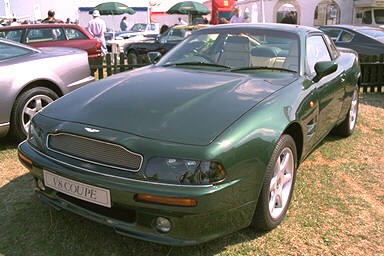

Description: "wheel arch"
8 79 63 123
16 79 63 100
10 80 62 141
124 46 138 56
282 122 303 165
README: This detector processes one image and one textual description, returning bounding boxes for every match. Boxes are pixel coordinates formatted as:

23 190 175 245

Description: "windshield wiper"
229 66 297 73
162 62 230 69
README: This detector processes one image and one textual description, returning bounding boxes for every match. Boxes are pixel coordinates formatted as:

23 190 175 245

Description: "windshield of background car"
130 24 146 32
157 28 300 72
219 11 235 20
0 42 33 61
160 27 191 43
374 9 384 24
358 28 384 39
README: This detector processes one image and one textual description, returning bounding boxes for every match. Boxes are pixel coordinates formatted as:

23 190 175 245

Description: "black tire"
10 87 58 142
252 134 297 230
333 87 359 137
127 50 138 65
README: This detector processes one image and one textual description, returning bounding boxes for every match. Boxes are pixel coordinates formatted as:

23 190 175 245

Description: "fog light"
37 179 45 191
155 217 171 233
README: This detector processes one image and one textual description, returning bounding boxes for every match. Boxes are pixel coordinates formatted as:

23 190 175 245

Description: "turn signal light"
18 151 32 167
136 194 197 207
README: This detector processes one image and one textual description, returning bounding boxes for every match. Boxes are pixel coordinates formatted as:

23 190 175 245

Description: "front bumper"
18 141 257 246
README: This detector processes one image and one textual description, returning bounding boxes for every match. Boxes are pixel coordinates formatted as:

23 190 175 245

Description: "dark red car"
0 24 101 58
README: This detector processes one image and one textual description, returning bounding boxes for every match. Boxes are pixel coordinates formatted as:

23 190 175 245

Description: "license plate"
43 170 111 208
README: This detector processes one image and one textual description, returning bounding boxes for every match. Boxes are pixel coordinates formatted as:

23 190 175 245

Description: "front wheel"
10 87 58 142
252 134 297 230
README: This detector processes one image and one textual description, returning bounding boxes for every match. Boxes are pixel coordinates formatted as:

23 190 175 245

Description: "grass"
1 93 384 256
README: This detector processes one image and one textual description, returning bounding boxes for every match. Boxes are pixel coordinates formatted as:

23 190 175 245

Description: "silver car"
0 39 94 141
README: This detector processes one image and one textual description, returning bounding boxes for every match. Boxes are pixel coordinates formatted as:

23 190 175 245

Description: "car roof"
0 23 84 30
320 24 383 31
199 23 320 35
173 24 210 30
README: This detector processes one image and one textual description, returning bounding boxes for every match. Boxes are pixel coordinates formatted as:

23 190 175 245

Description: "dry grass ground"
0 94 383 256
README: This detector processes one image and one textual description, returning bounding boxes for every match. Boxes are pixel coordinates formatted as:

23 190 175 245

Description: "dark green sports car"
18 24 360 246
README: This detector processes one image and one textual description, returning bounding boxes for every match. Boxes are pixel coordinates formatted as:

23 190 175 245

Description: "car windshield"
374 9 384 24
130 24 147 32
157 28 300 73
358 28 384 39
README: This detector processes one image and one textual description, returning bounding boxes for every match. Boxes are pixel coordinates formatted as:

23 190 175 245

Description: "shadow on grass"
359 93 384 109
0 136 17 151
0 171 268 256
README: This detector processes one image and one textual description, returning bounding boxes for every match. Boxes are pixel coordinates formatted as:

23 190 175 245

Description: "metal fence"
359 55 384 93
89 54 146 79
90 53 384 93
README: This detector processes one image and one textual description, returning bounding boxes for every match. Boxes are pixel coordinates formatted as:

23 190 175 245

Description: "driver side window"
306 36 331 75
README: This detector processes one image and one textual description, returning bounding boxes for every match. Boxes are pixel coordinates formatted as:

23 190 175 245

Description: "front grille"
57 193 136 223
47 133 143 171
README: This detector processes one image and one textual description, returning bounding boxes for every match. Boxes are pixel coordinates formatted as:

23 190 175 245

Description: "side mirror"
313 61 338 82
147 52 162 64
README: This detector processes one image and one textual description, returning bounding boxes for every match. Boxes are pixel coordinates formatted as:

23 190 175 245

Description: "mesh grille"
57 193 136 223
48 133 142 171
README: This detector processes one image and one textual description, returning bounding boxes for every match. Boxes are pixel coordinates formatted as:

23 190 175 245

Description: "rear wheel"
252 134 297 230
10 87 58 142
334 87 359 137
127 50 138 65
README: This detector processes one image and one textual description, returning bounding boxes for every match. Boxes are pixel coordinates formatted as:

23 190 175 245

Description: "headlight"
145 157 226 185
28 120 44 151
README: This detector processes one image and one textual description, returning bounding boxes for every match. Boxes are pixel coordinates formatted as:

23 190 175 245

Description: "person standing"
10 18 19 26
230 7 244 24
177 17 187 25
120 16 128 31
87 10 107 56
42 10 57 23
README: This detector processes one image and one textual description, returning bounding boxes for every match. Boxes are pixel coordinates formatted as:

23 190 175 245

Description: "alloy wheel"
269 147 295 219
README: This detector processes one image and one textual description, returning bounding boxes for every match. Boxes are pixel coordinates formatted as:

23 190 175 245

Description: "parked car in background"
116 23 160 39
124 24 209 64
0 24 102 59
107 34 158 53
0 39 94 141
106 23 160 53
19 24 360 245
319 25 384 56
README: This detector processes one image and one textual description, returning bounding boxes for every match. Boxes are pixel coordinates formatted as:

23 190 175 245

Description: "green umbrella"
89 2 135 15
167 1 210 15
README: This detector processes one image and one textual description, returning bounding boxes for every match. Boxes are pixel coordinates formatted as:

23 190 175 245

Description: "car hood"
41 66 296 145
119 31 142 37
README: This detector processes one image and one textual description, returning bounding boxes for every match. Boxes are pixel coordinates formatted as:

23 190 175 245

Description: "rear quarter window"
339 31 354 42
64 28 88 40
0 29 24 42
0 42 33 61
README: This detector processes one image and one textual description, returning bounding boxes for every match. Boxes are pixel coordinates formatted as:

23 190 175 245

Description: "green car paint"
18 24 360 245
